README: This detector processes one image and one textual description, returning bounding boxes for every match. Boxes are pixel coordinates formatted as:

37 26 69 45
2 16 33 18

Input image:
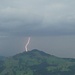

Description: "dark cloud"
0 0 75 36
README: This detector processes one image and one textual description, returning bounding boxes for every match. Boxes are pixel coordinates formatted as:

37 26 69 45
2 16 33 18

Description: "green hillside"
0 49 75 75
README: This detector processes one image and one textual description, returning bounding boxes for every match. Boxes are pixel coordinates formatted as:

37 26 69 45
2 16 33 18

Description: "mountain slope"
0 49 75 75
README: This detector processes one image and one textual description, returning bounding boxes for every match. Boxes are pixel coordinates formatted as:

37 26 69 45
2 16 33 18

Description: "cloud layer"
0 0 75 36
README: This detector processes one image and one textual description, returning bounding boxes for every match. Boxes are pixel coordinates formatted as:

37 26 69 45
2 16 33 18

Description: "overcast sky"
0 0 75 58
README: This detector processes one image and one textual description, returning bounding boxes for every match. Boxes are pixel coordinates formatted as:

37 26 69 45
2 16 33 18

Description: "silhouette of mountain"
0 49 75 75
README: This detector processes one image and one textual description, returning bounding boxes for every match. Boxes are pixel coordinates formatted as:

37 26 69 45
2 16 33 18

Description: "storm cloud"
0 0 75 36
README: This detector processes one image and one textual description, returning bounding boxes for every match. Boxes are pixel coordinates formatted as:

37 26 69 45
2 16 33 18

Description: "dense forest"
0 49 75 75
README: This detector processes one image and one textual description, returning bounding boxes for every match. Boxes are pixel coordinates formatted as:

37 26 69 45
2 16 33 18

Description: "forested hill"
0 49 75 75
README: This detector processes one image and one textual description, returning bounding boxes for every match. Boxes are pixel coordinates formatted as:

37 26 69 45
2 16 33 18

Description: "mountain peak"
22 49 51 57
30 49 39 51
13 49 54 60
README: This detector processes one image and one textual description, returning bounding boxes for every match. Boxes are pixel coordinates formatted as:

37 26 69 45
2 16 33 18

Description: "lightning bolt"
25 37 31 52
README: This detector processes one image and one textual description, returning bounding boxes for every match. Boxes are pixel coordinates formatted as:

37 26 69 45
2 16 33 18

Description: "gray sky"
0 0 75 58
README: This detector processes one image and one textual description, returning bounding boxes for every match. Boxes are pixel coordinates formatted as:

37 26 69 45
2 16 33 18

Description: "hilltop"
0 49 75 75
